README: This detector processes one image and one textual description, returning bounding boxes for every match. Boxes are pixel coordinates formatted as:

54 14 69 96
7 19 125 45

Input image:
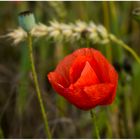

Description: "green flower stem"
90 110 100 139
27 33 51 138
109 34 140 64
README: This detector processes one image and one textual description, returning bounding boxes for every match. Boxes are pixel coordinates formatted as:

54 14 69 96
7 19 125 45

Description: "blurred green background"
0 1 140 138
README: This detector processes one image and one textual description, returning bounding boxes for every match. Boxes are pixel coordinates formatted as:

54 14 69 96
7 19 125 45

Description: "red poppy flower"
48 48 118 110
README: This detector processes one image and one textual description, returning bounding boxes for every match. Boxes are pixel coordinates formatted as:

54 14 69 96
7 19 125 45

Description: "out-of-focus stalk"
109 1 123 64
102 1 112 63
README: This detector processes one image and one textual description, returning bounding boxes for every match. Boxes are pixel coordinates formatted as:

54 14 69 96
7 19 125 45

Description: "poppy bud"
18 10 36 32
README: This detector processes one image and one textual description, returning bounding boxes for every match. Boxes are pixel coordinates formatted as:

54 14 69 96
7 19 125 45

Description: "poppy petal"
69 56 94 83
55 52 77 84
48 72 69 96
67 85 94 110
74 61 100 87
101 66 118 104
73 47 96 57
70 48 111 83
84 83 115 106
93 50 111 82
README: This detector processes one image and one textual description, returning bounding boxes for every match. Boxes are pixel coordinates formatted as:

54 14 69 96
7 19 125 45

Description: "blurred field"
1 1 140 138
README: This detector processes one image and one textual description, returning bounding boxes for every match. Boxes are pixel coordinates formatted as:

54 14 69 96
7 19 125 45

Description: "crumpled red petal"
101 66 118 104
47 72 69 97
66 85 94 110
93 50 118 104
74 61 100 88
93 50 113 82
84 83 114 107
64 83 114 110
69 55 94 83
55 52 77 85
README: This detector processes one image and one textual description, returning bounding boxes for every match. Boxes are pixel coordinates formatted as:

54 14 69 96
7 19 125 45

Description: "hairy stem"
90 110 100 139
27 33 51 138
